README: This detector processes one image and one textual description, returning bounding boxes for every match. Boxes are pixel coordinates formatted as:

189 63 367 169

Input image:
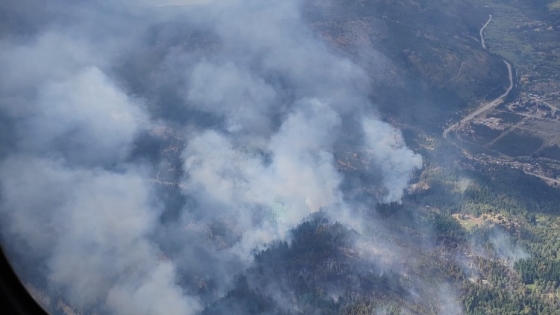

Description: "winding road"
442 15 560 185
479 15 492 50
443 14 513 139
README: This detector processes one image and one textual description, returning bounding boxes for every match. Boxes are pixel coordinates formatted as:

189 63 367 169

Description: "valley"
442 0 560 186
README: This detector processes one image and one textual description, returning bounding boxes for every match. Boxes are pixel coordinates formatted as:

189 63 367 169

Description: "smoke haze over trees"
4 0 559 314
0 1 427 314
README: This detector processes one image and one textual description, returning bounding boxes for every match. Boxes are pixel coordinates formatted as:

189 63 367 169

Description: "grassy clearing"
468 124 503 146
452 214 485 231
490 129 544 157
452 213 511 231
452 214 480 230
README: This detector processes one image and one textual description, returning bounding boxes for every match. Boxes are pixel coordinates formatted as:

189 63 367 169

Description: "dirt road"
480 14 492 50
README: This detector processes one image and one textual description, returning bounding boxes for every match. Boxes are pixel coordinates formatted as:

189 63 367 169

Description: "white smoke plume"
0 0 422 314
489 228 529 266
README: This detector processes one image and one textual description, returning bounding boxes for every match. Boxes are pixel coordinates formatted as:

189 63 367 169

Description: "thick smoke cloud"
23 67 147 164
362 117 423 202
0 0 423 314
1 157 199 314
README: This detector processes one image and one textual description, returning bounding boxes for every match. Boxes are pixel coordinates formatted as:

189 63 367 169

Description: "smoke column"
0 0 422 314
